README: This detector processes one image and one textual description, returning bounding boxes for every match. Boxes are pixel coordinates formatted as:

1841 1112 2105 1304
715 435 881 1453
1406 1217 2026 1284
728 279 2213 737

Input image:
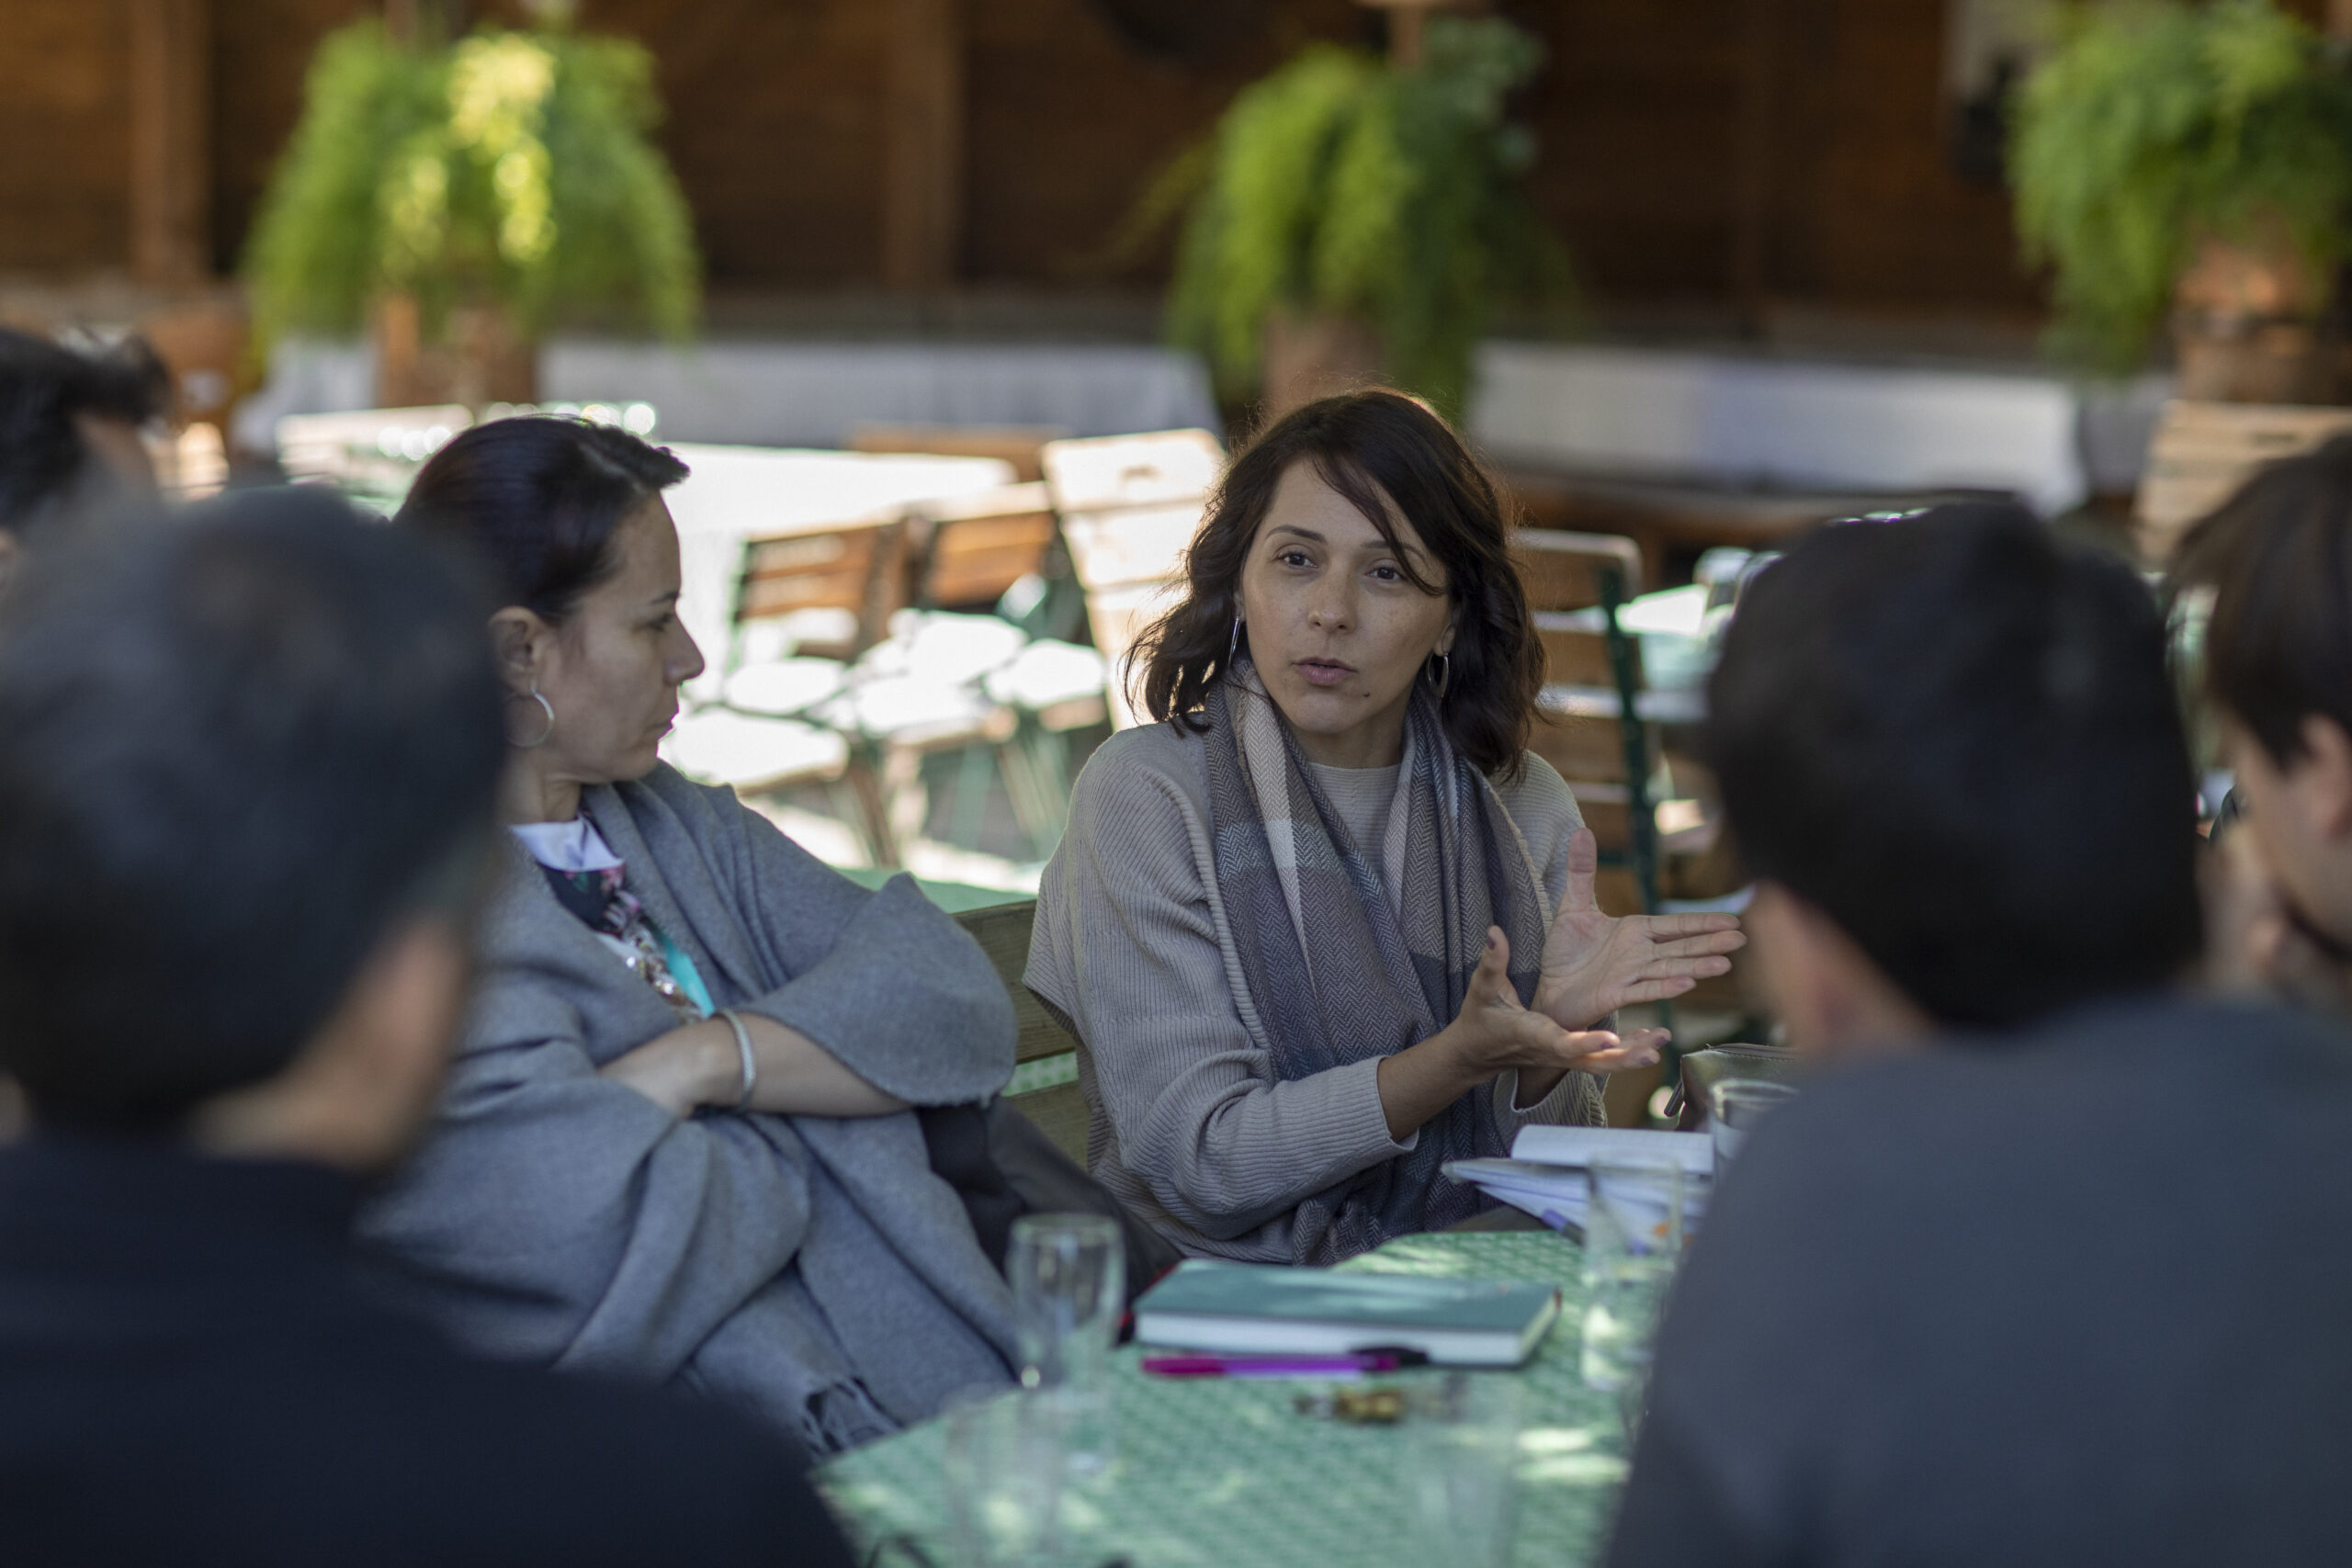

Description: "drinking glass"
1406 1372 1521 1568
1710 1078 1800 1165
1005 1213 1124 1473
1578 1160 1690 1397
941 1387 1066 1568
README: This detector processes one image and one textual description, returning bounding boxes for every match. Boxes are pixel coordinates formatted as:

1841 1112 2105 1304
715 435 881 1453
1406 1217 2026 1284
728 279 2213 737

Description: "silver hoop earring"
1426 652 1451 702
1227 615 1243 665
509 685 555 750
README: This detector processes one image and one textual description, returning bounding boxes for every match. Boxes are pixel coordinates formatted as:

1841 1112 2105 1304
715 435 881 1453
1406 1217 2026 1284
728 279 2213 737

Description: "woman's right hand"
598 1012 912 1121
599 1019 740 1119
1374 927 1665 1142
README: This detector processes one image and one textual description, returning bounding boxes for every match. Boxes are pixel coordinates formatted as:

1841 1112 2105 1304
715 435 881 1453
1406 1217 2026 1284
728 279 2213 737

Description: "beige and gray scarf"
1203 659 1553 1264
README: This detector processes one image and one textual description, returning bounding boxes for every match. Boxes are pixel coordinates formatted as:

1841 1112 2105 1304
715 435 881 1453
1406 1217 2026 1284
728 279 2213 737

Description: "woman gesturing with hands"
1027 391 1743 1265
1377 832 1741 1142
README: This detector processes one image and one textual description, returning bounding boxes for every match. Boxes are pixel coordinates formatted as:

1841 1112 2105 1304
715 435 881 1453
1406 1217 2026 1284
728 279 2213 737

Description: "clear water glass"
941 1387 1067 1568
1579 1160 1691 1397
1406 1372 1521 1568
1710 1077 1800 1165
1005 1213 1124 1473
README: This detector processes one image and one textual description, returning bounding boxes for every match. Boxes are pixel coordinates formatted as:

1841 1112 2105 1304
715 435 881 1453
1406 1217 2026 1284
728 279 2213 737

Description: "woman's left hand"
1531 829 1747 1032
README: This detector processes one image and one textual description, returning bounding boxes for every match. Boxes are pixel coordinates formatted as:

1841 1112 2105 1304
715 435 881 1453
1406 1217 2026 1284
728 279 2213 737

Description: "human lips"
1295 657 1354 689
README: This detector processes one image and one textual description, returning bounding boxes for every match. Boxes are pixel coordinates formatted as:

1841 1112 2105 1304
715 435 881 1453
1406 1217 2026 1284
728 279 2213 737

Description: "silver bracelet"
717 1008 757 1112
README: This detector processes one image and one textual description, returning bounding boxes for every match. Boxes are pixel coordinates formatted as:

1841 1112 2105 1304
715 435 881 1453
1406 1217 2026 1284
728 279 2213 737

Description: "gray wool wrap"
357 764 1020 1455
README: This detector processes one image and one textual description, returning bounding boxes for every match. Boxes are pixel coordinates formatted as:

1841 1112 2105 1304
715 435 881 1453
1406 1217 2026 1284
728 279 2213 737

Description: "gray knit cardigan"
1025 721 1607 1264
358 765 1020 1454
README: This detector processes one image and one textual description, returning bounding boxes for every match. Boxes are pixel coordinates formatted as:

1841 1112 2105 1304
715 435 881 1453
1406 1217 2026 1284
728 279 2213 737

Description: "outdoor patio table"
817 1231 1630 1568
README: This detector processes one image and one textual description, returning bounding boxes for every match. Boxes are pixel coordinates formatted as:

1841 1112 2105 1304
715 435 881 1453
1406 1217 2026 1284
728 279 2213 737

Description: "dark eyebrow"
1266 521 1428 565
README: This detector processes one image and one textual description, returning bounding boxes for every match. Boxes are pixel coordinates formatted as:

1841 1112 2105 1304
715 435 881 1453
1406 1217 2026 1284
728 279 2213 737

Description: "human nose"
1305 570 1354 633
670 623 706 684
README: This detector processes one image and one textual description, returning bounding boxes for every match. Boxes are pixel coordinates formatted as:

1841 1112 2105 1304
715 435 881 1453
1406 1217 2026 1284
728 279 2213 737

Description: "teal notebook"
1132 1260 1562 1367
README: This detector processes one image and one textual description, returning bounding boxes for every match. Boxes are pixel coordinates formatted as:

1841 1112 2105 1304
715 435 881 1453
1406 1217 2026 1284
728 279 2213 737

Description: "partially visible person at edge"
0 491 854 1567
360 416 1024 1456
2173 435 2352 1016
1607 505 2352 1566
1025 389 1745 1265
0 327 165 588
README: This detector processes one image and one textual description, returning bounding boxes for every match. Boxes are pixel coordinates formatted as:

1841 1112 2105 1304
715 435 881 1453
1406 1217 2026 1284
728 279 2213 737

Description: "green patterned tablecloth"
817 1232 1628 1567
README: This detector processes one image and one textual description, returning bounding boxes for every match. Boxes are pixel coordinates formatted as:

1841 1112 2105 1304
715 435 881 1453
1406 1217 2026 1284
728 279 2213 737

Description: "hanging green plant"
1129 16 1573 420
243 17 699 355
2010 0 2352 373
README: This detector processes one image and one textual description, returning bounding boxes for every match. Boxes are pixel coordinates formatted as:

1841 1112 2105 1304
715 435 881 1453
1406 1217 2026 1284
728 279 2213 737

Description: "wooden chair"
733 514 909 663
954 898 1088 1163
1044 429 1227 730
664 513 909 857
2134 400 2352 564
1514 528 1669 917
902 481 1062 613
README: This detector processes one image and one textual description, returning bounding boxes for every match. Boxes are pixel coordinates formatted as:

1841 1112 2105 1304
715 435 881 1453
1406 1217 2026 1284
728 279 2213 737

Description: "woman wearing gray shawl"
1027 391 1746 1266
360 417 1018 1455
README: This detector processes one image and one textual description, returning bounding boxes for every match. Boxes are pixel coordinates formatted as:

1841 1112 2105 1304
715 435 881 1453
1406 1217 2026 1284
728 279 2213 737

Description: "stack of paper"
1444 1126 1713 1233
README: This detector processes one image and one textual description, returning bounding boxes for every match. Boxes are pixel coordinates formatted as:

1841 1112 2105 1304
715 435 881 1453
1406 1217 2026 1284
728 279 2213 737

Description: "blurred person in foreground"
0 327 164 586
2173 437 2352 1014
0 491 854 1567
363 417 1024 1455
1606 504 2352 1567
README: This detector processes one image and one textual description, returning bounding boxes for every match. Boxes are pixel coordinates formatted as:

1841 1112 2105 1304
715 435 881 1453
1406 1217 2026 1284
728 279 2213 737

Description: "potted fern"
243 13 699 410
1143 15 1571 423
2010 0 2352 400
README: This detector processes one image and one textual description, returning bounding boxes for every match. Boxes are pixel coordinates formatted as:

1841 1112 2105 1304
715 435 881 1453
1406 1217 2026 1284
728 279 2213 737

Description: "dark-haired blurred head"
0 328 168 581
0 487 503 1152
2171 437 2352 959
1705 502 2200 1050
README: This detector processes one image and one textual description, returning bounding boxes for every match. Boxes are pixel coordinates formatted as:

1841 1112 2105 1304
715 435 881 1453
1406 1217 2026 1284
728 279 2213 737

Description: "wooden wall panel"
17 0 2054 321
0 0 133 272
961 0 1363 285
1516 0 1751 301
1760 0 2038 311
578 0 891 287
209 0 372 276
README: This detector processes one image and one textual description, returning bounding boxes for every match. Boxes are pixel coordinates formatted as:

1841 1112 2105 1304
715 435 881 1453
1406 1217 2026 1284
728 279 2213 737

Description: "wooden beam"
1729 0 1781 332
879 0 964 293
129 0 212 285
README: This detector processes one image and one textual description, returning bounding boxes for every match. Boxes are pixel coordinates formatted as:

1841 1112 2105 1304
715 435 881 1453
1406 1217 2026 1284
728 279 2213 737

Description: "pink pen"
1141 1352 1413 1378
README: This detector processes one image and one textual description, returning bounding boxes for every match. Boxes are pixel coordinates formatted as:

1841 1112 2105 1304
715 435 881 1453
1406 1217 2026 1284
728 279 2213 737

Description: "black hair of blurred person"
2170 434 2352 767
0 327 167 546
1704 502 2202 1031
392 415 690 621
0 486 503 1131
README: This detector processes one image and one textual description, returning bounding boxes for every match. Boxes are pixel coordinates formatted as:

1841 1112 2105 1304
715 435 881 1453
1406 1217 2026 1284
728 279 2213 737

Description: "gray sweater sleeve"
1029 748 1413 1243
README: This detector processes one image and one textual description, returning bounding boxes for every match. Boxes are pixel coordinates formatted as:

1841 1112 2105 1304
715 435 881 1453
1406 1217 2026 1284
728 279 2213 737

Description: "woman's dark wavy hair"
394 416 689 622
1132 389 1544 779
